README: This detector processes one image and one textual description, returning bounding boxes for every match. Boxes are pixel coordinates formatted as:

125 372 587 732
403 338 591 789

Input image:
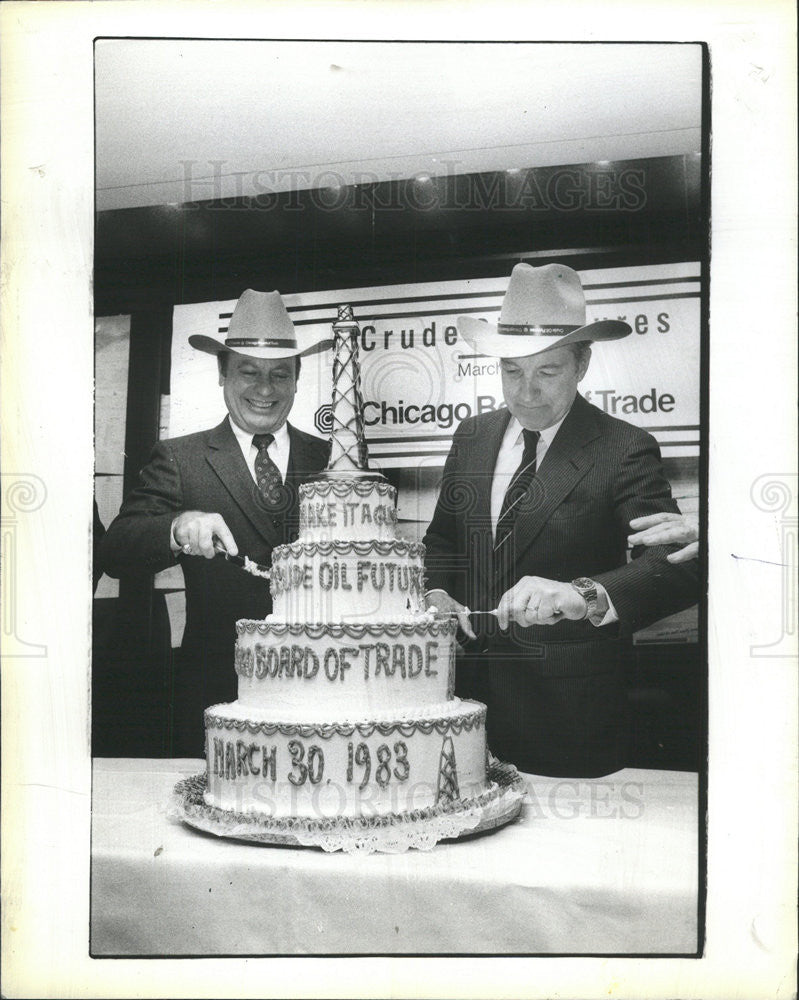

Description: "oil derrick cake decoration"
325 304 373 476
436 736 461 804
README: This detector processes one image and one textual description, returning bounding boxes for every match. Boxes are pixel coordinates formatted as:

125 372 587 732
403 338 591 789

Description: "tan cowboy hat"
458 263 631 358
189 289 333 359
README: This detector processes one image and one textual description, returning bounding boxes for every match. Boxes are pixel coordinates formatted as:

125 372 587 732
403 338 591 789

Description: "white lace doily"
169 762 525 855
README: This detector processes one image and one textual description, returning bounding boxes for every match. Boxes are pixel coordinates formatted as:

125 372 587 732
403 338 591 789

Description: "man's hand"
171 511 238 560
495 576 587 629
424 589 476 640
628 512 699 564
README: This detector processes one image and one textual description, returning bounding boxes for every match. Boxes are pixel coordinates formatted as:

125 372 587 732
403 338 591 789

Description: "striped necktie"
494 428 540 552
252 433 283 507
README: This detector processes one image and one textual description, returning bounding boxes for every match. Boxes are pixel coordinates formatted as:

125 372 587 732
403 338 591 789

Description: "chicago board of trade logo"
314 404 334 435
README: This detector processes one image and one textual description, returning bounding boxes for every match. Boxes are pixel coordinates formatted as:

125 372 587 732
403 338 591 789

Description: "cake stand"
170 758 526 855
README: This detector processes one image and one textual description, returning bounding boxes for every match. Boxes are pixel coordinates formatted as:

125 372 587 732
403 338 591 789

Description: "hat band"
496 323 582 337
225 337 297 348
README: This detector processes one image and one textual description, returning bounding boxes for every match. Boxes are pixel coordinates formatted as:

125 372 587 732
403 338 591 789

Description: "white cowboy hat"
189 289 333 359
458 263 631 358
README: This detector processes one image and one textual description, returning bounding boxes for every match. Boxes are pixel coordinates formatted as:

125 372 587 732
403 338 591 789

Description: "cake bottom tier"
203 699 488 819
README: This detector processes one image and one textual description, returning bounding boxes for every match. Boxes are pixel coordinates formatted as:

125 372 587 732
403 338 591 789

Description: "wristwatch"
570 577 598 620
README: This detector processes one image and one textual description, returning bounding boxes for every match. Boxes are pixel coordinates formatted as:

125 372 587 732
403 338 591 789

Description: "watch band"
570 577 598 620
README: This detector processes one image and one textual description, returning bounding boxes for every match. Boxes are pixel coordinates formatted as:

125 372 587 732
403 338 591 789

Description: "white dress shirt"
228 415 290 484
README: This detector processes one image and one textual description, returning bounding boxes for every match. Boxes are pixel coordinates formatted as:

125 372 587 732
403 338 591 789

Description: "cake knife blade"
465 607 564 618
212 541 271 579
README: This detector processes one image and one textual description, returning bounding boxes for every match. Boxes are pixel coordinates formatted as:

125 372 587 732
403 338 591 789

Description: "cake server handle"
212 541 271 579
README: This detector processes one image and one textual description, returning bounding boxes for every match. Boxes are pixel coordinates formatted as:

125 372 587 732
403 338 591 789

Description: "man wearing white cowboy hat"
423 263 698 778
101 289 332 756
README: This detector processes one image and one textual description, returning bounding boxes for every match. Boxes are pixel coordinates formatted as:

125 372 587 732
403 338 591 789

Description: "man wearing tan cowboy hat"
423 263 698 778
101 289 332 756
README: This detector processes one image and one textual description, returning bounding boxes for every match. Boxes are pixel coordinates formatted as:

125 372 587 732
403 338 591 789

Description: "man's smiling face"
219 352 297 435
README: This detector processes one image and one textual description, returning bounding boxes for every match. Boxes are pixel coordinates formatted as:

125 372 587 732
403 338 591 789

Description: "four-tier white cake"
180 304 522 851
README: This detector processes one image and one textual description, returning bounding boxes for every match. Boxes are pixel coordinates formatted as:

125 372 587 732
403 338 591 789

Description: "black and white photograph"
89 38 706 957
1 3 796 998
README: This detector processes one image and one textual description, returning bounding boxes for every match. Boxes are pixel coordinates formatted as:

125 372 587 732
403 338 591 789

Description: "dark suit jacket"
101 418 329 755
423 394 698 777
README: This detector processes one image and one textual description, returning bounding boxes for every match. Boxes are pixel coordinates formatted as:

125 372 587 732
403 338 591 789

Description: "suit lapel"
467 408 512 592
508 394 600 569
467 408 510 524
205 418 281 548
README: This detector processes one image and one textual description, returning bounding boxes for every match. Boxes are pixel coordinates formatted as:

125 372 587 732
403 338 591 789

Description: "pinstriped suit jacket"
423 393 698 776
101 417 329 754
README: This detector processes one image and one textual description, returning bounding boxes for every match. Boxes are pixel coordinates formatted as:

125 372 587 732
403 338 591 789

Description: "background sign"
171 261 700 464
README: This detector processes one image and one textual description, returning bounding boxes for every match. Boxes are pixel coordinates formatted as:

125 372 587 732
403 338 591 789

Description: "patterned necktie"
252 433 283 508
494 428 540 552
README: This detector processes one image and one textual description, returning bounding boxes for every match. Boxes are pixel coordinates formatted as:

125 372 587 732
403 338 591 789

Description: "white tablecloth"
90 758 698 956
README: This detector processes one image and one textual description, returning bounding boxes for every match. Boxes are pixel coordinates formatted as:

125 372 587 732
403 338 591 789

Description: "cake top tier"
298 476 399 543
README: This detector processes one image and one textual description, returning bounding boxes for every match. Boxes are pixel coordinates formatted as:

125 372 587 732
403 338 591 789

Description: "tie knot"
252 433 275 452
